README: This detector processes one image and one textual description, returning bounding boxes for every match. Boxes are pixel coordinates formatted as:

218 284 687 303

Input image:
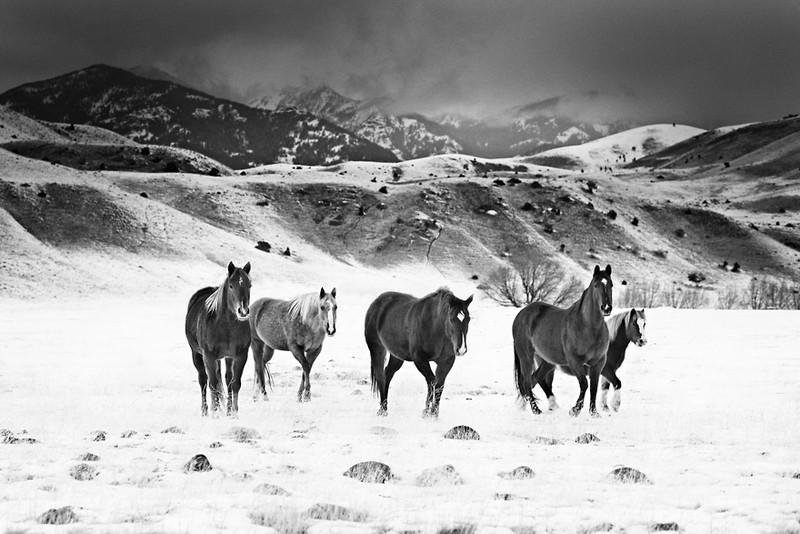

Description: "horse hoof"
590 411 602 419
377 409 388 417
569 408 580 417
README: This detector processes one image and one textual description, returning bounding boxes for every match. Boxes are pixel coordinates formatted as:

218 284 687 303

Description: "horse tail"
369 338 384 397
264 361 274 391
513 345 525 400
513 344 538 406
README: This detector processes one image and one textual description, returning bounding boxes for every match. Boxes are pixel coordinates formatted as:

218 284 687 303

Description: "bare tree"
717 285 743 309
484 266 523 307
519 262 582 307
618 279 662 308
484 260 582 308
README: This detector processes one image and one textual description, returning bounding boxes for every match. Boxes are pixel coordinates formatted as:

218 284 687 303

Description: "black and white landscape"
1 2 799 533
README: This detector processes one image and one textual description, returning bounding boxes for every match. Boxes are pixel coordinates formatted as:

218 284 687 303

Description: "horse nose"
457 344 467 356
639 337 648 346
327 326 336 336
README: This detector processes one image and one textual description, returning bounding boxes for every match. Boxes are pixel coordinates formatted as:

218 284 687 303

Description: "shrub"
688 272 706 286
484 260 582 308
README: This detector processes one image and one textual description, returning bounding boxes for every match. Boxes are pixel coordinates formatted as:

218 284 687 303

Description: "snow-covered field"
2 278 799 533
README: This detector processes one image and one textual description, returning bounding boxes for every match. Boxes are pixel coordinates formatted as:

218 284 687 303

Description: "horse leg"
600 377 611 411
204 356 223 416
381 355 405 415
289 344 311 403
250 337 270 401
587 356 606 417
302 346 323 402
515 347 541 415
430 356 455 418
601 366 622 411
228 355 246 416
192 351 208 416
565 356 588 417
411 355 436 417
532 361 559 412
224 359 234 415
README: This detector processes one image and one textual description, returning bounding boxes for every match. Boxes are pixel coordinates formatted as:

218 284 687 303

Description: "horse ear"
227 262 235 276
605 264 612 275
243 262 251 274
464 294 473 306
319 287 326 299
331 288 337 298
593 265 600 277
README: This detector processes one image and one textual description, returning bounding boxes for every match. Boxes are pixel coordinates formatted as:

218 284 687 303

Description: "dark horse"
365 288 473 418
249 288 337 402
513 265 613 417
540 308 647 412
185 261 252 417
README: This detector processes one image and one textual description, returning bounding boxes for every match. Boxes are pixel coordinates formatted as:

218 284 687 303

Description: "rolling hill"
521 124 705 170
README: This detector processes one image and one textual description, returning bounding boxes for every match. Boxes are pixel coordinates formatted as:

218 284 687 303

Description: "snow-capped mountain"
0 65 398 167
250 85 463 160
435 94 635 158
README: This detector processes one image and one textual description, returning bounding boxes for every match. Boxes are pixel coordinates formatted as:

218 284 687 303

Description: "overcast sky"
1 0 799 127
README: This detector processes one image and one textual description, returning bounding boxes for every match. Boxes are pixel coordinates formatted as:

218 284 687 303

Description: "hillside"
2 144 798 302
628 116 800 173
0 65 399 168
522 124 705 170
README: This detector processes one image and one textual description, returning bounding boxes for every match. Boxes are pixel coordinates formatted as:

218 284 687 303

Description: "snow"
1 285 799 533
1 131 799 532
532 124 706 169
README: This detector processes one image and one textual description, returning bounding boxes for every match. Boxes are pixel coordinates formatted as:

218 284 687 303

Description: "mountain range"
250 84 634 160
0 65 399 168
0 64 641 166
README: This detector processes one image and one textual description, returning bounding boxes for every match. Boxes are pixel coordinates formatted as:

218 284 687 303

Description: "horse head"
226 261 251 321
447 294 473 356
319 287 337 336
627 308 647 346
591 264 613 316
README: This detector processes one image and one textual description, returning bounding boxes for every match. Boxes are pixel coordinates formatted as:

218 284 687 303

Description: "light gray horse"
249 288 337 402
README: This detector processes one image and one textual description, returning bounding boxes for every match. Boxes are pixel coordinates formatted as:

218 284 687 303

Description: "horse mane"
424 287 456 316
288 292 320 322
607 309 628 338
204 277 227 315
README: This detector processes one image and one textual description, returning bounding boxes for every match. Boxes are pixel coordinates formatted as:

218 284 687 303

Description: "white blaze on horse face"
323 301 337 336
638 319 648 346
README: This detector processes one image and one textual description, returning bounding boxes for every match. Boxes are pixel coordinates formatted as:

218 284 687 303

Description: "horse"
185 261 252 417
539 308 647 412
512 264 613 417
249 288 337 402
365 288 473 418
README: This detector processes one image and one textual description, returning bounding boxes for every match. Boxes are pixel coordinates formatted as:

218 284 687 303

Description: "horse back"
364 291 417 359
185 286 215 349
513 302 569 360
250 297 292 351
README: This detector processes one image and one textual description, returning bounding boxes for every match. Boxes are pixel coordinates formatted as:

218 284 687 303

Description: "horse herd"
184 262 647 419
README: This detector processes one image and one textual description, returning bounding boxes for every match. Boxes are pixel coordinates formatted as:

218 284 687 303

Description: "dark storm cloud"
1 0 799 127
